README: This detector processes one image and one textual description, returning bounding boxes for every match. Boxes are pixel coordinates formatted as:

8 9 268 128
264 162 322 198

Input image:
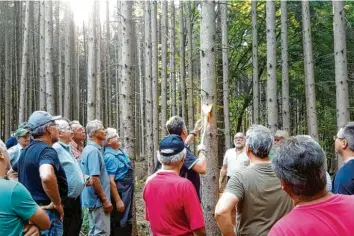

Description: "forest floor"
135 160 150 236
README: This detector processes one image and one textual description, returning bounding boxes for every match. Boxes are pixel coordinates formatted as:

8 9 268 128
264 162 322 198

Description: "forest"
0 0 353 234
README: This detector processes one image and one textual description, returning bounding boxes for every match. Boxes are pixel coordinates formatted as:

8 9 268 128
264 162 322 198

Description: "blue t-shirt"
332 159 354 195
80 141 110 208
13 140 68 202
104 147 131 181
0 179 38 236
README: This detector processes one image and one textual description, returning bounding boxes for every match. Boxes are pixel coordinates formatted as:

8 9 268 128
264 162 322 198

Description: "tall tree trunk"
221 1 231 149
39 1 46 110
281 1 290 132
252 0 259 125
200 2 219 234
302 0 318 140
73 26 80 121
106 0 112 126
96 3 102 120
161 1 168 138
151 1 159 164
266 0 278 133
170 1 176 116
144 2 154 174
19 1 32 123
180 3 187 123
87 2 97 121
45 0 55 114
116 0 121 132
4 2 11 139
186 2 194 138
64 5 72 119
333 0 349 168
56 1 63 115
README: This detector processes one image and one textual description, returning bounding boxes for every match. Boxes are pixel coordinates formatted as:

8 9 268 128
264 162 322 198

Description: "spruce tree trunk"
106 0 112 126
221 1 231 149
4 2 11 138
252 0 259 125
151 1 159 164
87 2 97 121
161 1 168 138
56 1 63 115
170 1 176 116
144 2 154 174
266 0 278 133
180 3 187 123
39 1 46 110
200 1 219 234
64 5 72 119
186 2 194 138
19 0 32 123
302 0 318 140
45 0 55 114
333 0 349 168
96 3 102 120
281 1 290 133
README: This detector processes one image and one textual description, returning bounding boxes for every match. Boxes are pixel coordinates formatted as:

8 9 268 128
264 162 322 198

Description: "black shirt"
154 144 200 200
13 140 68 202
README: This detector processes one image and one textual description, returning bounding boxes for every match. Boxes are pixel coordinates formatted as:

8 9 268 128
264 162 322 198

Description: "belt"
35 200 51 206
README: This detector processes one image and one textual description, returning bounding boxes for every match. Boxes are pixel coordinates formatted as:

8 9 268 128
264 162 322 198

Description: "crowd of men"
1 111 354 236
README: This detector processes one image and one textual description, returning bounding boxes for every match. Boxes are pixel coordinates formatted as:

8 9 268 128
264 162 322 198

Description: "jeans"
41 210 63 236
88 206 110 236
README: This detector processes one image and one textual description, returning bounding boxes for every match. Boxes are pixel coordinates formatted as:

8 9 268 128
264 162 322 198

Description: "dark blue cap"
27 111 62 131
159 134 185 156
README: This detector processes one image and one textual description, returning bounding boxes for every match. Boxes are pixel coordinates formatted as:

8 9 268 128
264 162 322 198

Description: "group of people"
0 111 133 236
144 118 354 236
2 111 354 236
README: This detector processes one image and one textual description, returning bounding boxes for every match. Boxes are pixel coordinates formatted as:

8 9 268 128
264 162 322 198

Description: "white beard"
235 143 244 149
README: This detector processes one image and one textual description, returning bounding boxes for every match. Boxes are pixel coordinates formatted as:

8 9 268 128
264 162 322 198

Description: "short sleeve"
11 183 38 220
39 147 60 170
184 148 199 170
183 181 205 230
104 154 119 176
225 173 245 200
87 150 102 176
268 225 286 236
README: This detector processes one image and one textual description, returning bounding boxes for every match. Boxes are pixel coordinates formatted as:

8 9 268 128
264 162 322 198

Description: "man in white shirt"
7 128 31 166
219 133 249 189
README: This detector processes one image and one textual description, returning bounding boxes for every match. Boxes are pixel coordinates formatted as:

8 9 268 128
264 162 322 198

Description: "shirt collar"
105 146 123 155
59 141 72 151
17 143 24 150
88 140 102 150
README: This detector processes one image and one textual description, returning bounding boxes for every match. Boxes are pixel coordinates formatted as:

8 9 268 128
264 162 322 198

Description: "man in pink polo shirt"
269 135 354 236
143 134 205 236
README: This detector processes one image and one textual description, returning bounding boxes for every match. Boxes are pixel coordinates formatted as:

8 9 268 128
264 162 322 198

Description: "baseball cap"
15 128 29 138
27 111 62 131
18 122 28 129
274 130 289 138
159 134 185 156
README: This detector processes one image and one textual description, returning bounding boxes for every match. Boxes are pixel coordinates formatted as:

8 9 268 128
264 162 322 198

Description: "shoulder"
7 145 18 155
0 179 18 192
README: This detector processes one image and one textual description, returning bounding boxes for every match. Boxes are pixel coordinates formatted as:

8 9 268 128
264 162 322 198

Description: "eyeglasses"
333 135 345 141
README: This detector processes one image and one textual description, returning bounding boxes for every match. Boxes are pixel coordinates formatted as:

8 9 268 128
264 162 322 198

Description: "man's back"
0 179 38 235
226 163 292 236
269 195 354 236
332 159 354 194
143 172 205 236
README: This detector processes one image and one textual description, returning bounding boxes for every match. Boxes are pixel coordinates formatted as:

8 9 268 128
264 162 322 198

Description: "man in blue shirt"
0 143 50 235
8 128 31 167
81 120 112 235
333 122 354 195
9 111 68 236
54 119 85 236
5 122 28 149
104 128 132 236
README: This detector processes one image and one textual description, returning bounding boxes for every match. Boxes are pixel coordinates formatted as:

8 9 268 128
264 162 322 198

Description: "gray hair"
340 122 354 151
106 128 119 141
246 125 273 158
157 148 186 166
86 120 104 138
31 123 51 139
56 119 71 131
166 116 186 135
70 120 83 131
272 135 327 197
234 132 245 139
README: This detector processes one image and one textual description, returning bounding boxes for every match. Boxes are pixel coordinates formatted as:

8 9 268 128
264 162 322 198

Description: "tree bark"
252 0 259 125
200 1 219 234
45 0 55 114
96 3 102 120
39 1 46 110
87 2 97 121
221 1 231 149
302 0 319 140
170 1 176 116
56 1 63 115
186 2 194 139
266 0 278 133
161 1 168 138
144 2 154 174
4 2 12 138
151 1 159 164
333 0 349 168
106 0 111 126
64 4 72 119
281 1 290 133
180 3 187 123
